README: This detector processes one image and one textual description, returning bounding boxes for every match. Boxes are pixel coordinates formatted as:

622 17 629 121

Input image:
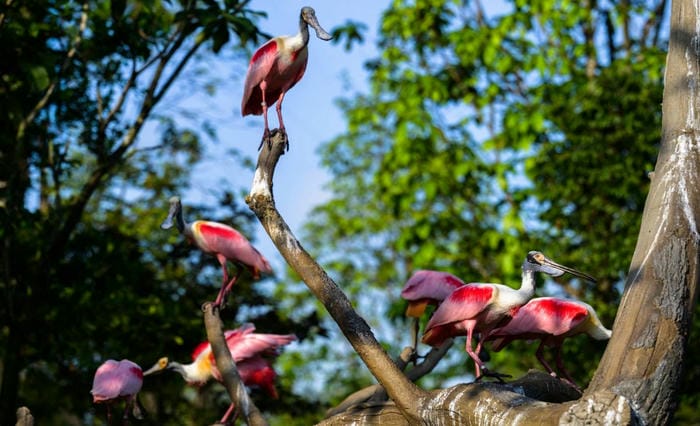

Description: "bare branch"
246 131 427 422
202 303 268 426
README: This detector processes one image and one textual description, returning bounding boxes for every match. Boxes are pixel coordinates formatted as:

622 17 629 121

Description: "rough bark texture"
587 0 700 424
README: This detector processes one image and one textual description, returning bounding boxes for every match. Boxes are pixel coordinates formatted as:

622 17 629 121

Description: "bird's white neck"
519 269 536 298
173 360 212 385
299 13 310 46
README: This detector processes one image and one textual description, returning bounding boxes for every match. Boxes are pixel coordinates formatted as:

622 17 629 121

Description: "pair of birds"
91 323 296 424
401 252 612 389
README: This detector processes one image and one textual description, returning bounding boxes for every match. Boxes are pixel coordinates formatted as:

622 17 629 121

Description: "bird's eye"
533 253 544 263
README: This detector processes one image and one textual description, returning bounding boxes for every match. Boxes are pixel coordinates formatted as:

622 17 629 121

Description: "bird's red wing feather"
242 39 279 116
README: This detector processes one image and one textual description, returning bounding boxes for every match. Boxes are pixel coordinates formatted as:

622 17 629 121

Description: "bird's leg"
258 81 271 150
554 344 582 392
276 91 289 151
473 332 511 383
213 267 242 309
464 329 483 378
212 256 233 309
535 341 557 376
219 402 237 425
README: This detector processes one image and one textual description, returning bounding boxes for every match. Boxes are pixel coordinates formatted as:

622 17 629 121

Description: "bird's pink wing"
116 360 143 397
194 221 272 275
230 333 297 361
241 39 280 116
91 360 121 401
491 297 589 337
400 270 465 301
424 284 495 330
91 359 143 402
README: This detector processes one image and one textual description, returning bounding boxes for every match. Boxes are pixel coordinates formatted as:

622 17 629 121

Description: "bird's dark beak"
304 8 332 41
161 202 178 230
143 357 169 376
539 255 597 283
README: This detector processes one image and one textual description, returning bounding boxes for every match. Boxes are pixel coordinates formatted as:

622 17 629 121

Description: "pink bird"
91 359 144 423
144 323 296 424
421 251 596 379
400 270 465 348
487 297 612 390
161 196 272 308
241 6 332 148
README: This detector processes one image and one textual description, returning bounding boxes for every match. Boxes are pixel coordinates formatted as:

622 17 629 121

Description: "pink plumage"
91 359 143 403
487 297 611 389
400 270 465 317
420 251 596 379
162 196 272 308
144 323 296 424
91 359 144 422
241 7 332 145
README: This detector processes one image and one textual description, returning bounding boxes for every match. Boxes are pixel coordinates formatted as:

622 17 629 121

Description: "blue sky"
183 1 388 269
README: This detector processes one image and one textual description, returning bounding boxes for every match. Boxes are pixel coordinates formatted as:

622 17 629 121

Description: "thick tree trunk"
587 0 700 424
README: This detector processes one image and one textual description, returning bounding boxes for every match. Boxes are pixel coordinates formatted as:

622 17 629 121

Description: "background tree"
0 1 324 424
302 0 678 408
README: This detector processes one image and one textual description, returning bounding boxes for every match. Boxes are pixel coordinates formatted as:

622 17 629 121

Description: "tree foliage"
0 0 323 424
305 0 670 401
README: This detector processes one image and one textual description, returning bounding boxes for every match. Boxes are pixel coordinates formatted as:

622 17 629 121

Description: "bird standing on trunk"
487 296 612 390
422 251 596 379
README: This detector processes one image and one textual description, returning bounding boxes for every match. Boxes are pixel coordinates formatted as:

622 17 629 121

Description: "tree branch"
245 131 427 422
202 303 267 426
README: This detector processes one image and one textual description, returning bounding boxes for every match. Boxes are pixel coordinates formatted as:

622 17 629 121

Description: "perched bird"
161 196 272 308
241 6 332 148
144 323 296 423
91 359 144 422
400 270 465 349
487 296 612 390
422 251 596 379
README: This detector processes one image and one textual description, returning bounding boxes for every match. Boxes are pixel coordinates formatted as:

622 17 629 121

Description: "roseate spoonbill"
421 251 596 379
161 196 272 308
400 270 465 348
91 359 144 422
241 6 332 148
144 323 296 424
487 296 611 390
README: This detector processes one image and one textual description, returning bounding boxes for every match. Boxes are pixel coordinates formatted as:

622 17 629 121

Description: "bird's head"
523 251 597 283
161 196 183 231
301 7 332 41
142 357 171 376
